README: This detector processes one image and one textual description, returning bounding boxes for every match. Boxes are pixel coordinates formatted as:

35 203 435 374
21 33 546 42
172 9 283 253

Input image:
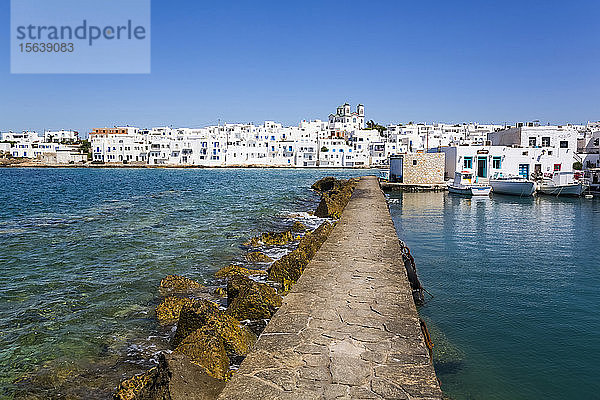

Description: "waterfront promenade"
218 176 442 400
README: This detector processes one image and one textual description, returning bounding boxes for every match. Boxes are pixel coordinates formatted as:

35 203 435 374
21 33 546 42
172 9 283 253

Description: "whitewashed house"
44 130 79 143
438 145 573 181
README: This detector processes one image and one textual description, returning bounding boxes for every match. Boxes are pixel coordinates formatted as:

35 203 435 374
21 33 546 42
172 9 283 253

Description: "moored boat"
490 173 536 196
538 172 588 196
448 172 491 196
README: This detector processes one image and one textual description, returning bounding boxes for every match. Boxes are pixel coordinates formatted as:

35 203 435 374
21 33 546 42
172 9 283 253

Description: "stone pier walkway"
218 176 442 400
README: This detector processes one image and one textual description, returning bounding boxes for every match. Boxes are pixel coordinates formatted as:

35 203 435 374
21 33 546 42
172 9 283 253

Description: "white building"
1 130 83 159
328 103 365 138
44 130 79 143
437 145 573 181
487 123 578 153
89 127 146 163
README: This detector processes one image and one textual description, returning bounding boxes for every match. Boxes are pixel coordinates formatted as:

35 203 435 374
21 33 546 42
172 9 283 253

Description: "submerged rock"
159 275 202 295
214 264 267 279
155 296 197 326
314 178 358 219
268 221 333 292
291 221 307 232
174 328 230 381
243 231 294 247
225 276 282 320
172 300 256 356
245 251 273 263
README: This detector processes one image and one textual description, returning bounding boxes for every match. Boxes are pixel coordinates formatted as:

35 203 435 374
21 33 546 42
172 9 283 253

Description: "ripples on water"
0 168 368 399
387 192 600 400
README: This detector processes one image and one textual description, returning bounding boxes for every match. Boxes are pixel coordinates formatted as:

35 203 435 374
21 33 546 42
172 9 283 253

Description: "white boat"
538 172 588 196
448 172 491 196
490 173 536 196
379 169 390 182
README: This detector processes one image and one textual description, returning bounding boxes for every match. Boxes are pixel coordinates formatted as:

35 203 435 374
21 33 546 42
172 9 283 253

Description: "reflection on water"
387 191 600 400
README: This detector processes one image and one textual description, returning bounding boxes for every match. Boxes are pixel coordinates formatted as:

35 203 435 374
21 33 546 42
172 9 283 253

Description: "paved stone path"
218 176 442 400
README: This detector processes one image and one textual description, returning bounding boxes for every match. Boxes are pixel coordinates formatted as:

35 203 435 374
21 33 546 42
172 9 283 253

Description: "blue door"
477 157 487 178
518 164 530 178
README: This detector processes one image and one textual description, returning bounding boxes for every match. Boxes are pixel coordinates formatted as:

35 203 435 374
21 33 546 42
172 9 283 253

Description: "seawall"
218 176 442 399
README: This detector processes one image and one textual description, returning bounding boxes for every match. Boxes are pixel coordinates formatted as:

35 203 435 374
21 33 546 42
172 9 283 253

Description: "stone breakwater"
113 177 359 400
217 176 441 400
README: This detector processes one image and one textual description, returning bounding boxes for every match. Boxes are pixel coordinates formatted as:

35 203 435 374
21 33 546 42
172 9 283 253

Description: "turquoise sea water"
2 169 599 399
0 168 367 399
387 191 600 400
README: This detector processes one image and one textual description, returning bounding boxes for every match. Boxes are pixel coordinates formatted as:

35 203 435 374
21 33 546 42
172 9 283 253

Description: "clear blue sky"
1 0 599 136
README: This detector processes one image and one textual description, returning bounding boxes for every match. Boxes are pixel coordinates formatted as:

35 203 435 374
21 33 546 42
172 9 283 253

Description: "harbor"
3 0 599 398
1 168 599 400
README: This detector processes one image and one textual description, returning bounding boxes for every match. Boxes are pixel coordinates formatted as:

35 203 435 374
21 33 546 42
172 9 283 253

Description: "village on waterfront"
2 103 599 196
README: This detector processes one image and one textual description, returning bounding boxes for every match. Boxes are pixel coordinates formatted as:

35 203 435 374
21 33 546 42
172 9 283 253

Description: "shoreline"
0 161 379 169
112 176 440 400
113 177 361 399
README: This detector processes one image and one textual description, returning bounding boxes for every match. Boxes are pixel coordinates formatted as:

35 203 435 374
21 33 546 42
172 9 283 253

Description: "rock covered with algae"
225 275 282 320
155 296 197 326
114 352 225 399
243 230 294 247
290 221 307 232
113 362 169 400
159 275 202 295
311 176 344 192
314 178 358 219
268 221 333 292
245 251 273 263
172 299 256 356
214 264 267 279
173 328 231 381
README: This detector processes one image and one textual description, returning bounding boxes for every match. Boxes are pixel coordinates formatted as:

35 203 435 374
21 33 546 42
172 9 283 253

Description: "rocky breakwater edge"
113 177 359 400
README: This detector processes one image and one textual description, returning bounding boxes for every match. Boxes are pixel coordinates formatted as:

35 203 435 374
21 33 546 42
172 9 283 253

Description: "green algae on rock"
162 352 226 399
155 296 198 326
114 352 225 399
171 300 221 347
159 275 202 295
173 328 231 381
268 221 333 292
243 230 294 247
172 300 256 356
245 251 273 263
113 365 169 400
214 264 267 279
314 178 358 219
311 176 344 192
291 221 307 232
225 276 282 320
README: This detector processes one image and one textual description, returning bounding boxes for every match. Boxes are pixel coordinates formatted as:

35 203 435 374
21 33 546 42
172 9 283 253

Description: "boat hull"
470 186 492 196
448 185 491 196
538 183 587 196
490 180 536 196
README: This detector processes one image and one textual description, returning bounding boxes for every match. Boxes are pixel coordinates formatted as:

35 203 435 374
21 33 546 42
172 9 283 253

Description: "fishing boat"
378 169 390 182
447 172 491 196
538 172 588 196
490 173 536 196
